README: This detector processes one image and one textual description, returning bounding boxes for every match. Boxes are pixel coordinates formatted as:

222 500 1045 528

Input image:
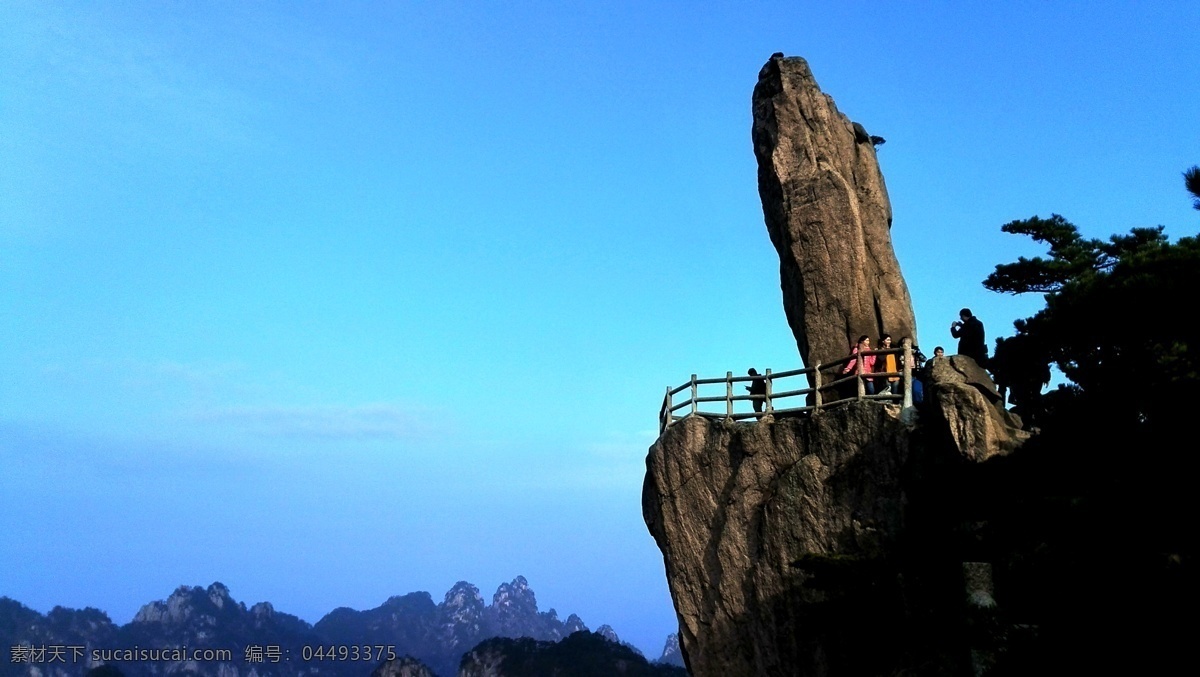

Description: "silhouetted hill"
459 631 687 677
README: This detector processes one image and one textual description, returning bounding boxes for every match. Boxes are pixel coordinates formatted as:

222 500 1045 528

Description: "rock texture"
644 405 919 676
752 54 916 369
643 392 1032 675
927 356 1030 462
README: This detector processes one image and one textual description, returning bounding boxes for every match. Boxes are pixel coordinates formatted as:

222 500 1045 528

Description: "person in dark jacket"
950 308 987 366
928 346 945 368
746 368 768 415
898 339 926 404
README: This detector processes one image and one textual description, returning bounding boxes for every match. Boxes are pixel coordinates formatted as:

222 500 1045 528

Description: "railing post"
813 364 823 410
662 386 672 433
902 339 914 409
856 352 865 399
765 368 773 414
690 374 698 416
726 371 733 419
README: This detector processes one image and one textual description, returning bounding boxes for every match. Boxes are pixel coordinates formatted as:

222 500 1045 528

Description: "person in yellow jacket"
875 334 901 395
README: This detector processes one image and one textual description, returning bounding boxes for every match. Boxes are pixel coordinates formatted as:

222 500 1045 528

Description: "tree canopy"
984 210 1199 428
1186 164 1200 210
970 169 1199 674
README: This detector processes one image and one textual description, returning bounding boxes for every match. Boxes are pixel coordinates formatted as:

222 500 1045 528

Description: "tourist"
926 346 945 374
841 335 876 397
874 334 900 395
901 339 926 404
950 308 987 366
745 368 767 415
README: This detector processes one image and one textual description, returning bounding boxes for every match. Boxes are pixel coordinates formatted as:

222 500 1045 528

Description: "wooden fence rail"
659 339 916 433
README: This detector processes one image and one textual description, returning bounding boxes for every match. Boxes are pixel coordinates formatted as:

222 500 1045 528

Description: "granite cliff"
643 366 1024 675
643 54 1028 676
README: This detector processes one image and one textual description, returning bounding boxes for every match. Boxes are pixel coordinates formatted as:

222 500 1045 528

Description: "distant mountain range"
2 578 685 677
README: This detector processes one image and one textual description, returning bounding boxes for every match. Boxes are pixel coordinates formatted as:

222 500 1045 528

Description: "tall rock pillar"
643 55 1032 677
752 54 916 368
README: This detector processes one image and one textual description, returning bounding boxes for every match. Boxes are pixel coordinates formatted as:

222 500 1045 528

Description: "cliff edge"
643 403 916 675
643 366 1026 676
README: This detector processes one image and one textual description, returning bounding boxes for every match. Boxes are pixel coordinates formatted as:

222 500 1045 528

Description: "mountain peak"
206 582 232 609
596 624 620 644
3 578 651 677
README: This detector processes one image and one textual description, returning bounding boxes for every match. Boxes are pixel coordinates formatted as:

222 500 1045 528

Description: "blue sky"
2 1 1198 657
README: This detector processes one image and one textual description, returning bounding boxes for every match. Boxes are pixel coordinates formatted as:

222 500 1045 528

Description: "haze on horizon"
2 1 1198 656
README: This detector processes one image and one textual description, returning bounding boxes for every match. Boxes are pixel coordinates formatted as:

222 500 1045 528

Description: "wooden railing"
659 339 916 433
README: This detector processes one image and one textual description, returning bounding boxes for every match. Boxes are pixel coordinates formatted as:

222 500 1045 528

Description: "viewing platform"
659 340 917 433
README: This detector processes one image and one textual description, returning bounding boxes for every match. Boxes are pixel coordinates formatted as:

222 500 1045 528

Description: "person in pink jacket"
841 334 876 396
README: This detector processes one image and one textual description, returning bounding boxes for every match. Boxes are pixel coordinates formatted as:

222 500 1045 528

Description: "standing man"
746 368 768 416
950 308 987 366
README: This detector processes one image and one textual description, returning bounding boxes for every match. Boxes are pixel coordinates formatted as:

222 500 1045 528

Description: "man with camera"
950 308 987 367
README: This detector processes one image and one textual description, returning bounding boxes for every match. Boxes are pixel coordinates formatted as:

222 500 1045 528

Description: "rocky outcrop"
563 613 586 635
437 581 487 655
656 633 685 668
752 54 916 369
927 356 1030 462
594 624 620 645
644 52 1042 677
643 372 1032 675
644 405 921 676
486 576 539 639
